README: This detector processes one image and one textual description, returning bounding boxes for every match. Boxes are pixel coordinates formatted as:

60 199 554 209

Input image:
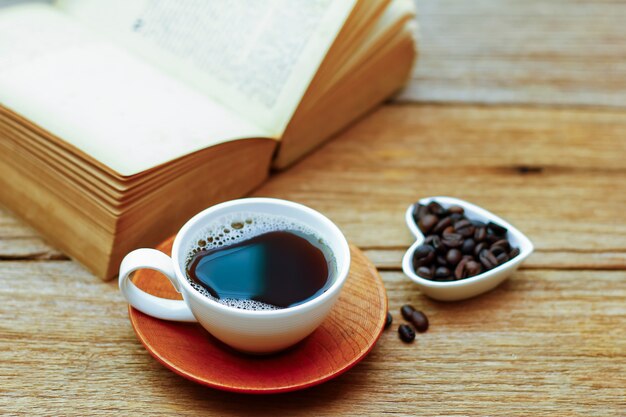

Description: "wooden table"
1 1 625 415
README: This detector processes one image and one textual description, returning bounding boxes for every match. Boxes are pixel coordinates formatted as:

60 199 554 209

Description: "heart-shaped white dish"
402 196 534 301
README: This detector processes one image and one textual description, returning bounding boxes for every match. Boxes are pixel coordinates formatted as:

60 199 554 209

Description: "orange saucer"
129 236 387 394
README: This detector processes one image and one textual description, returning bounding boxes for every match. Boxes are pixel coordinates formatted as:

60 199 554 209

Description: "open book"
0 0 417 279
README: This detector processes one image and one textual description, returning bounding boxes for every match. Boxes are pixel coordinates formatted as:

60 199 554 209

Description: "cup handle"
119 248 197 322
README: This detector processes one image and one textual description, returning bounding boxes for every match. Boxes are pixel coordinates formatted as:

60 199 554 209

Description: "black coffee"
186 231 332 309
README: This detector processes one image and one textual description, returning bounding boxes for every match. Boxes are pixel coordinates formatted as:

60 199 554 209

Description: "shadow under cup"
170 198 351 354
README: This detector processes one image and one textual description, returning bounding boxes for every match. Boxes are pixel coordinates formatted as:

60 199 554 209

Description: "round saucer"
128 236 387 394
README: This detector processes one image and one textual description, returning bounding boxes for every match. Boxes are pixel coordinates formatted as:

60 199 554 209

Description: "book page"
0 3 268 176
55 0 357 136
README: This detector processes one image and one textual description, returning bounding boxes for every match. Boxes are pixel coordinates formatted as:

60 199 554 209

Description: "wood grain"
399 0 626 107
2 5 626 410
1 104 625 415
257 104 626 255
0 262 623 416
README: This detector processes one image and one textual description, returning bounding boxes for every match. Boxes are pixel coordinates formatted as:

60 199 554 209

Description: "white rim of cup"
170 198 351 317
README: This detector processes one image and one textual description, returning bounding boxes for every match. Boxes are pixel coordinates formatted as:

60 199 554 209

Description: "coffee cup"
119 198 351 354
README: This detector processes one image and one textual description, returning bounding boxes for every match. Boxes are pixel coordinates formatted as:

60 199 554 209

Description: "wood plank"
256 104 626 256
0 207 66 260
399 0 626 107
0 262 623 415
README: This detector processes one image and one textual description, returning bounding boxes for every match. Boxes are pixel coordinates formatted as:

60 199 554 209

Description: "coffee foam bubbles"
183 212 336 311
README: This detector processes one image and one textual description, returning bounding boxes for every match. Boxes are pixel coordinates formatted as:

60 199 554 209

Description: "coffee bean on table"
398 324 416 343
385 311 393 329
446 248 462 266
418 214 439 234
400 304 415 321
408 310 429 333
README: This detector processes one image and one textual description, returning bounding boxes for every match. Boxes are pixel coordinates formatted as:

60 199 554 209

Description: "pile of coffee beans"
411 200 519 281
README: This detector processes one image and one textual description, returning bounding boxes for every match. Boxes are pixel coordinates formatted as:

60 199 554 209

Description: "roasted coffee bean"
400 304 415 321
418 214 438 234
409 310 429 333
492 239 511 252
454 219 475 238
412 244 435 268
449 213 464 223
414 243 435 257
471 220 486 228
461 238 476 255
417 266 433 279
435 266 451 279
474 226 487 242
412 204 428 223
398 324 416 343
432 217 452 234
509 247 520 258
487 221 508 236
479 249 499 270
442 232 464 248
495 252 509 265
442 225 455 235
447 205 464 215
384 312 393 329
454 257 469 279
427 201 446 216
432 237 446 254
436 255 448 266
466 260 482 277
446 248 462 266
425 235 446 254
490 244 507 258
474 241 488 257
486 233 501 244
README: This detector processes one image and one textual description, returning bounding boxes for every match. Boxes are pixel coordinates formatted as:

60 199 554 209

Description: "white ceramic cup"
119 198 351 354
